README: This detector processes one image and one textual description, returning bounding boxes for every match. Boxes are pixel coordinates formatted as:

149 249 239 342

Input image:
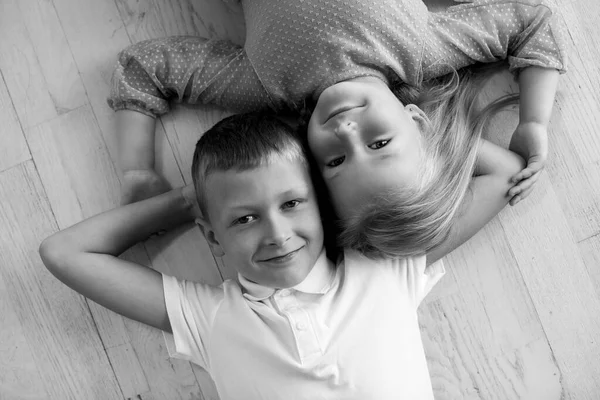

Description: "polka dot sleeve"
422 0 568 80
107 36 273 117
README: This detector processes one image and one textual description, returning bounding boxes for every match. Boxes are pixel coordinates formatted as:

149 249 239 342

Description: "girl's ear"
405 104 431 135
195 217 225 257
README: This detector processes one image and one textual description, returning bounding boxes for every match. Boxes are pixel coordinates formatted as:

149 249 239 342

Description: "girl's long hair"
338 64 518 259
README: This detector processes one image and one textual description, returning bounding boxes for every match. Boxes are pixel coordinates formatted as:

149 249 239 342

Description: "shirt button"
296 322 307 331
279 289 291 297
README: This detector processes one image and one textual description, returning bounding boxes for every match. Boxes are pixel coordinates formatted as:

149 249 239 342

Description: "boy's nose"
265 217 292 247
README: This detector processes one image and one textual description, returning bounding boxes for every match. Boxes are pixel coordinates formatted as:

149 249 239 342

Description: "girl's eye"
326 156 345 168
283 199 302 209
369 140 390 149
234 215 256 225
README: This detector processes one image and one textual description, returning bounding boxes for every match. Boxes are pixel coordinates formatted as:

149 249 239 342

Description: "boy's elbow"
39 234 70 274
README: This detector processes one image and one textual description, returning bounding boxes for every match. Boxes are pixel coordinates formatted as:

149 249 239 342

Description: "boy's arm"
508 66 559 204
427 139 525 265
39 186 199 332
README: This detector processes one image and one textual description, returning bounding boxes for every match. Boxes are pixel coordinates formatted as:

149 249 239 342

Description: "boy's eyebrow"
225 186 311 210
278 187 310 199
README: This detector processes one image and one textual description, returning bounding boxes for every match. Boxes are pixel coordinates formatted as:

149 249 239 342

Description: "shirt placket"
273 289 322 364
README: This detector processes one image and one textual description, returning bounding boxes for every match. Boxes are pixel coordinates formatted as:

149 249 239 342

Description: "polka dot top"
108 0 568 117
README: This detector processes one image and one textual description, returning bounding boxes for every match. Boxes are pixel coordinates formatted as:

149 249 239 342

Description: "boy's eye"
282 199 302 209
234 215 256 225
369 139 390 149
326 156 345 168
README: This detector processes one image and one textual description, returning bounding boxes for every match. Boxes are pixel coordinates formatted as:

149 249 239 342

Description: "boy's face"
200 157 324 289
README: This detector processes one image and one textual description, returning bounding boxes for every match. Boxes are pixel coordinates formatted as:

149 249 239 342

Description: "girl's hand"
121 169 171 205
508 122 548 206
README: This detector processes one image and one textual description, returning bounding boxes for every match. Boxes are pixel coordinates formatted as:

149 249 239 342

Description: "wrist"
518 120 547 130
180 184 202 219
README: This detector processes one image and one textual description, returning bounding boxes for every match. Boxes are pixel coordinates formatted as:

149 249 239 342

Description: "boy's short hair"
192 113 309 219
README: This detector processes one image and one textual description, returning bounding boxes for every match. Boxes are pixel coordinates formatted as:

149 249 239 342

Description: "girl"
108 0 567 258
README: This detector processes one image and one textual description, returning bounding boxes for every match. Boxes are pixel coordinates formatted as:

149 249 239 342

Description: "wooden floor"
1 0 599 399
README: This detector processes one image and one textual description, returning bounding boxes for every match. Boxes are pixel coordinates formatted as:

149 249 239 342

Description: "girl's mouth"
325 105 364 123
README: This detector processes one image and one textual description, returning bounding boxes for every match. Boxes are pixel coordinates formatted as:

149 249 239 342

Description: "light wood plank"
0 161 122 399
51 0 133 167
26 105 120 228
551 2 600 165
0 271 48 400
539 24 600 241
0 72 31 173
420 217 556 399
106 343 151 398
17 0 87 114
579 232 600 300
25 106 149 397
0 0 57 129
441 218 545 353
123 319 205 399
500 174 600 398
422 298 562 400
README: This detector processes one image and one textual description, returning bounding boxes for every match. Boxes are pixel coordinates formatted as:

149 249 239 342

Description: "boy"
40 113 523 399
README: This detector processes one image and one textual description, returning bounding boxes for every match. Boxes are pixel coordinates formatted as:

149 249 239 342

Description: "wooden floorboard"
0 0 598 399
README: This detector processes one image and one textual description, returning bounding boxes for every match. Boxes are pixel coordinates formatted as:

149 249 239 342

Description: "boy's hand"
181 184 202 220
508 122 548 205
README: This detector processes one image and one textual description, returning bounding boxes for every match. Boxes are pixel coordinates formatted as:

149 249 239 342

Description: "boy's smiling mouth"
260 247 304 264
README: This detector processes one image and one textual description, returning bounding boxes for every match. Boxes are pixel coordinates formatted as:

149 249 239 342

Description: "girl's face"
307 77 426 218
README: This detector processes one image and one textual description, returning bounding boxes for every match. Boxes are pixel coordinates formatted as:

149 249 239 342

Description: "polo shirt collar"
239 249 335 301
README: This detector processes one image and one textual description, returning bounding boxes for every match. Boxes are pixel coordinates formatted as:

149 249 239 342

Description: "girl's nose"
334 121 357 138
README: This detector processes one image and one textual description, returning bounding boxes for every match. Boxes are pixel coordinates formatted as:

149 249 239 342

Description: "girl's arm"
39 186 199 332
427 139 525 265
508 66 559 204
424 0 568 80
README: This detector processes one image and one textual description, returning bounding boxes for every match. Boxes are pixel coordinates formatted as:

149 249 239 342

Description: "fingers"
510 159 544 183
509 171 541 205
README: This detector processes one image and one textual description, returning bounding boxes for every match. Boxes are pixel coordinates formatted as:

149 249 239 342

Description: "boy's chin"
268 271 312 290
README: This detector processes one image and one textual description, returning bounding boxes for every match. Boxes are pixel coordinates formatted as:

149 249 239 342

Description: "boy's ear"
195 217 225 257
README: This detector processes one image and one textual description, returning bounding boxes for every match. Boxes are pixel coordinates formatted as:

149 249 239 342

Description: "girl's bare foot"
121 169 171 205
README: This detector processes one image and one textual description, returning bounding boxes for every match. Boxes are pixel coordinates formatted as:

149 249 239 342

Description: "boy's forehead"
205 158 313 208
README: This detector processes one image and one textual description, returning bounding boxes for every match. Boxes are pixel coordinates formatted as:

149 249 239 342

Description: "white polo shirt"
163 249 445 400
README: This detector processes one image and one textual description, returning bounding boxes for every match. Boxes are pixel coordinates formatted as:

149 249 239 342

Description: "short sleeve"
162 274 225 370
399 255 446 306
343 249 445 307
